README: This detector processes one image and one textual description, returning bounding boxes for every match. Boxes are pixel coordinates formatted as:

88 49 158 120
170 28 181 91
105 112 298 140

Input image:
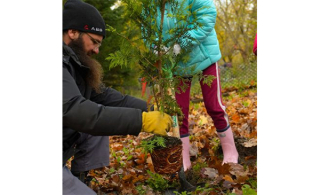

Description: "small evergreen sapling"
138 135 166 155
106 0 214 116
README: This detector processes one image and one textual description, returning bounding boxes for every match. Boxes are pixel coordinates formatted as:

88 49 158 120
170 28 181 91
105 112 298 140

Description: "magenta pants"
175 63 230 137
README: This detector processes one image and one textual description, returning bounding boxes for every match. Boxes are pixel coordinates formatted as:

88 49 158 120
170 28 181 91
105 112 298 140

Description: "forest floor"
67 86 257 195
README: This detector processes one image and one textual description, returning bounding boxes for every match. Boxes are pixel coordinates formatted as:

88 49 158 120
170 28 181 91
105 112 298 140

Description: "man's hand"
141 111 173 136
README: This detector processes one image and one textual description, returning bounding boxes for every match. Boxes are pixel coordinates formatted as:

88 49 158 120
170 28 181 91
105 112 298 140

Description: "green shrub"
146 170 169 192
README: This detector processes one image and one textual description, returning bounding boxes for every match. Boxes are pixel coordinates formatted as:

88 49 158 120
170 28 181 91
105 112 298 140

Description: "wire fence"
120 60 257 99
189 60 257 98
219 61 257 89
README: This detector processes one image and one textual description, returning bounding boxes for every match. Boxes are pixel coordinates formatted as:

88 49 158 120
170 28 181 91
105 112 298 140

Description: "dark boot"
71 171 93 186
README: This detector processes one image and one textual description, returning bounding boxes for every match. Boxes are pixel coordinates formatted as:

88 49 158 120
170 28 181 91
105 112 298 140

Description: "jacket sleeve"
90 87 148 112
187 0 217 46
63 66 142 136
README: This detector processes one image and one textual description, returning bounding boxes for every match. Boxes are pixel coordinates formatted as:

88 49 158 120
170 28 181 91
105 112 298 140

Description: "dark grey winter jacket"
63 43 147 163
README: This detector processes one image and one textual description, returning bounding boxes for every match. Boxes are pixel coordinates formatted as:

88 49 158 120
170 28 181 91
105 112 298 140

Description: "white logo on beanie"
91 27 103 32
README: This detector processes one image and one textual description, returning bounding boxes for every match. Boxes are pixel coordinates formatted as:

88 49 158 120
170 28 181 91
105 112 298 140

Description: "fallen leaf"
245 156 256 160
228 106 237 115
222 180 234 189
122 174 132 181
234 175 249 184
111 174 120 185
240 123 249 132
231 114 240 123
201 167 218 179
132 174 145 183
146 155 154 172
223 174 234 182
189 142 198 156
111 143 123 151
242 138 257 147
249 131 257 139
199 115 208 125
246 99 252 107
121 182 135 194
239 108 249 114
95 177 105 184
250 80 255 86
229 164 245 176
134 153 145 164
232 187 243 195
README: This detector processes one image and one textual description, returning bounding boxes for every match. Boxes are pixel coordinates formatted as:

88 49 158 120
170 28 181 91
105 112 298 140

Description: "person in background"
151 0 239 170
63 0 173 194
253 33 257 55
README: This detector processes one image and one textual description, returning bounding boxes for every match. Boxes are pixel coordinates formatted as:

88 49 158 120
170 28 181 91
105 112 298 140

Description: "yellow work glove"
141 111 173 136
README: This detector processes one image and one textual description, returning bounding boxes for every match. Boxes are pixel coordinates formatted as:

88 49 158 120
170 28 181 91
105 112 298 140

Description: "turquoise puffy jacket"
157 0 221 76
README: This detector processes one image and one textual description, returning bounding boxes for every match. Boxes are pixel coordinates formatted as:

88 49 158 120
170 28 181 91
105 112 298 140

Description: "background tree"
215 0 257 65
63 0 141 94
86 0 143 94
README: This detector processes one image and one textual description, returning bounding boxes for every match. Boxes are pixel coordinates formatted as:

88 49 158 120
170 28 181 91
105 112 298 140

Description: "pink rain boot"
217 127 239 164
181 137 191 171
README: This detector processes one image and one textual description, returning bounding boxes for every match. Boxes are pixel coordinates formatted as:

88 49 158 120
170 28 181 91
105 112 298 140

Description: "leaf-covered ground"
67 87 257 195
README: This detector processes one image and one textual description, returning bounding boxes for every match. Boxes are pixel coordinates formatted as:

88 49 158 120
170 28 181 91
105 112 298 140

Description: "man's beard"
68 36 104 93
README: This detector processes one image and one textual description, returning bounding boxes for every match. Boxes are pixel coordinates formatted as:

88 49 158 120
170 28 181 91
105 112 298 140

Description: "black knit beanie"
63 0 106 38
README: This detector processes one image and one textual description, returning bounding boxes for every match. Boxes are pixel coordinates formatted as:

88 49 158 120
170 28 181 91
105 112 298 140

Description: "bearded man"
63 0 173 194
